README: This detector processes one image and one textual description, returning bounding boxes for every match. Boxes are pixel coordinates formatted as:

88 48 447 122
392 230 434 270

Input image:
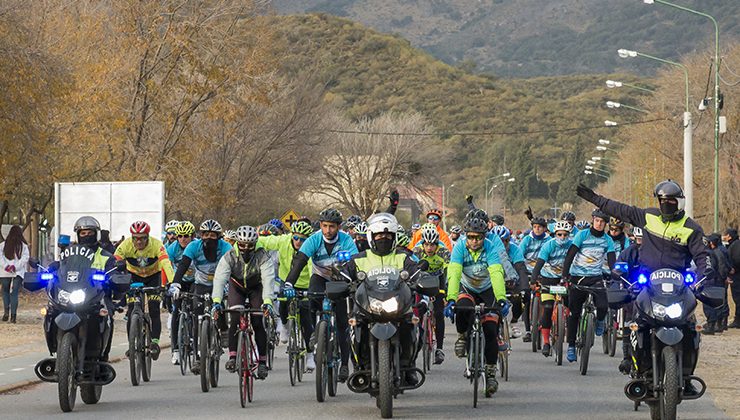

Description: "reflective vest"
644 213 693 246
354 251 406 273
91 248 110 271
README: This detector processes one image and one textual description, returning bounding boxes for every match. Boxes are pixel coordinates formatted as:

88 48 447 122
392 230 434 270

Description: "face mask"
373 238 394 255
723 241 730 247
79 235 97 246
239 246 253 262
203 238 217 251
659 200 679 217
555 237 568 246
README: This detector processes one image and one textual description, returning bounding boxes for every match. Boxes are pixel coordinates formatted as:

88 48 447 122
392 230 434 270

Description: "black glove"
389 189 399 206
465 195 473 204
576 183 598 203
524 205 533 221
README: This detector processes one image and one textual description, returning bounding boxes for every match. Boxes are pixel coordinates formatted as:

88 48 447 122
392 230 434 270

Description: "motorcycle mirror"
115 260 127 272
357 271 367 282
28 258 40 269
400 270 410 281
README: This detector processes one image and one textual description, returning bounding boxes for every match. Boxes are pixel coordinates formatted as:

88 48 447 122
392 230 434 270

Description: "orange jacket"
409 225 452 251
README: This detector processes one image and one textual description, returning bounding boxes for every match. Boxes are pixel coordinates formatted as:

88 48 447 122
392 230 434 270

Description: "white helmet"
224 229 237 240
553 221 572 233
235 225 259 244
632 227 643 238
366 213 399 249
165 219 180 232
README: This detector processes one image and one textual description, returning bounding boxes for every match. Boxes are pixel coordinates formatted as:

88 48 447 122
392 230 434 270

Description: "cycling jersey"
447 238 505 301
409 225 452 251
483 231 517 282
166 241 195 283
412 247 448 274
115 236 175 282
297 230 358 280
536 238 572 279
183 239 233 286
569 229 615 277
519 233 549 273
212 247 274 305
257 234 312 289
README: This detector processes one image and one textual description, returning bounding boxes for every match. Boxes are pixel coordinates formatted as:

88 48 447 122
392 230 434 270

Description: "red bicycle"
224 307 263 407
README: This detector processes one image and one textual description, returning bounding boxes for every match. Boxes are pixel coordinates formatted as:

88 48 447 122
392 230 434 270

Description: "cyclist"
169 219 233 374
606 218 630 265
164 220 180 245
410 223 421 239
114 221 176 361
490 214 505 227
269 218 286 235
212 225 275 379
530 221 573 357
166 221 196 365
561 211 578 237
354 221 370 252
561 209 616 363
518 216 549 342
345 215 363 239
449 225 463 248
344 213 425 385
283 208 358 382
396 229 417 260
412 225 449 365
411 209 453 251
491 225 528 339
257 220 316 371
223 229 237 246
445 217 508 396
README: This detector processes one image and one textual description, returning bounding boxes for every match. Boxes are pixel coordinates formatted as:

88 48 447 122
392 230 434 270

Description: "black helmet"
653 179 684 199
531 217 547 227
609 217 625 228
318 208 343 224
465 208 489 223
464 217 488 234
592 209 609 221
346 214 362 229
561 211 576 222
491 214 505 226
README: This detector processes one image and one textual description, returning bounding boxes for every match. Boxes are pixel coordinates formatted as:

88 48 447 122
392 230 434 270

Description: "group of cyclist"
52 177 715 407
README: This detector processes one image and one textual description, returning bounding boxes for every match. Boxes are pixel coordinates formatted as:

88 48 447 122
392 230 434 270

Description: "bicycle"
418 297 436 374
264 310 278 371
314 289 341 403
224 307 264 408
281 290 309 386
571 282 605 376
540 283 568 366
198 293 222 392
176 291 199 376
602 308 617 357
126 283 164 386
455 303 497 408
529 287 542 353
498 293 513 382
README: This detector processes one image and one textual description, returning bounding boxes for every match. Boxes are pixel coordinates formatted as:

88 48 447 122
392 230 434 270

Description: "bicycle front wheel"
287 319 297 386
315 320 328 403
210 323 221 388
236 331 248 408
555 303 565 366
579 313 594 376
470 330 481 408
128 313 142 386
199 317 212 392
530 297 540 353
499 318 509 382
178 313 189 376
142 321 152 382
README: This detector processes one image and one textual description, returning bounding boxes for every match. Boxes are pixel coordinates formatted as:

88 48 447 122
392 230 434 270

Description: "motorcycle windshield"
648 268 686 298
55 245 100 293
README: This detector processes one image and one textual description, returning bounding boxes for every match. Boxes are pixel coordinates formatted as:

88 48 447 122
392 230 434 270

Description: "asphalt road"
0 329 727 419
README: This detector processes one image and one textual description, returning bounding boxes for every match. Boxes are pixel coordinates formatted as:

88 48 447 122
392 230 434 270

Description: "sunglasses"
609 227 621 231
177 234 191 238
427 215 441 221
133 235 148 242
238 243 256 249
555 232 569 238
292 235 307 242
466 234 484 241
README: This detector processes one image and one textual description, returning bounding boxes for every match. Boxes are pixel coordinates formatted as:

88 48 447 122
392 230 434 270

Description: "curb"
0 343 171 395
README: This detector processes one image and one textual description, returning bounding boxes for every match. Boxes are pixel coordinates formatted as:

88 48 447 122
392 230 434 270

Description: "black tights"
455 286 500 365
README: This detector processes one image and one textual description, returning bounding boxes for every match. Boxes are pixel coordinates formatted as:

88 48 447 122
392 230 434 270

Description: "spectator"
724 228 740 328
702 234 731 334
0 226 30 323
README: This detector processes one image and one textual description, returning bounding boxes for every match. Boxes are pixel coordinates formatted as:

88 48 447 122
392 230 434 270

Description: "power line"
324 118 669 137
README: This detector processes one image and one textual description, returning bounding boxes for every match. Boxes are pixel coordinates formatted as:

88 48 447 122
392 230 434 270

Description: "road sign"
280 209 301 228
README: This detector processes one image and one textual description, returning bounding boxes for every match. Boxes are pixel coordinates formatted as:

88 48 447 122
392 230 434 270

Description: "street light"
587 160 597 165
606 100 649 113
485 173 511 215
606 79 655 93
604 120 618 127
596 145 608 151
618 47 694 218
584 170 609 180
488 178 515 218
643 0 721 229
598 139 610 145
441 183 455 231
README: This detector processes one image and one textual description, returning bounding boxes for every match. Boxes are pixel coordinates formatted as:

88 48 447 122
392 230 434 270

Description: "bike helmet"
491 225 511 241
531 217 547 227
174 221 196 236
291 220 314 237
609 217 625 228
449 225 463 234
553 221 572 233
224 229 237 241
318 208 343 224
130 220 151 235
421 224 440 244
411 223 421 231
354 221 368 236
591 209 609 221
74 216 102 241
465 208 489 223
491 214 505 226
464 217 488 234
258 223 278 236
426 208 443 219
165 219 180 233
235 225 259 244
268 218 284 231
632 227 643 238
346 215 362 229
397 232 410 248
396 225 406 234
561 211 576 222
575 220 591 230
199 219 222 233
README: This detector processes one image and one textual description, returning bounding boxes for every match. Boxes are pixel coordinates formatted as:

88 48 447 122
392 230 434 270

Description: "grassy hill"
272 0 740 78
270 14 653 213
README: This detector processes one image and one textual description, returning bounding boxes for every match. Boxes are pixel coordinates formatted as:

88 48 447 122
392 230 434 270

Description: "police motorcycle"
24 245 129 412
608 263 724 420
344 261 439 419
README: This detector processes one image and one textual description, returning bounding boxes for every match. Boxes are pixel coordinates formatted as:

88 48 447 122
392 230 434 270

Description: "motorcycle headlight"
69 290 86 305
664 303 683 319
651 302 667 319
58 289 71 304
369 297 399 314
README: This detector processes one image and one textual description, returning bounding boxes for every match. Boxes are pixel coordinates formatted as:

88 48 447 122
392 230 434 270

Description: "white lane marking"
0 373 5 376
10 368 24 372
